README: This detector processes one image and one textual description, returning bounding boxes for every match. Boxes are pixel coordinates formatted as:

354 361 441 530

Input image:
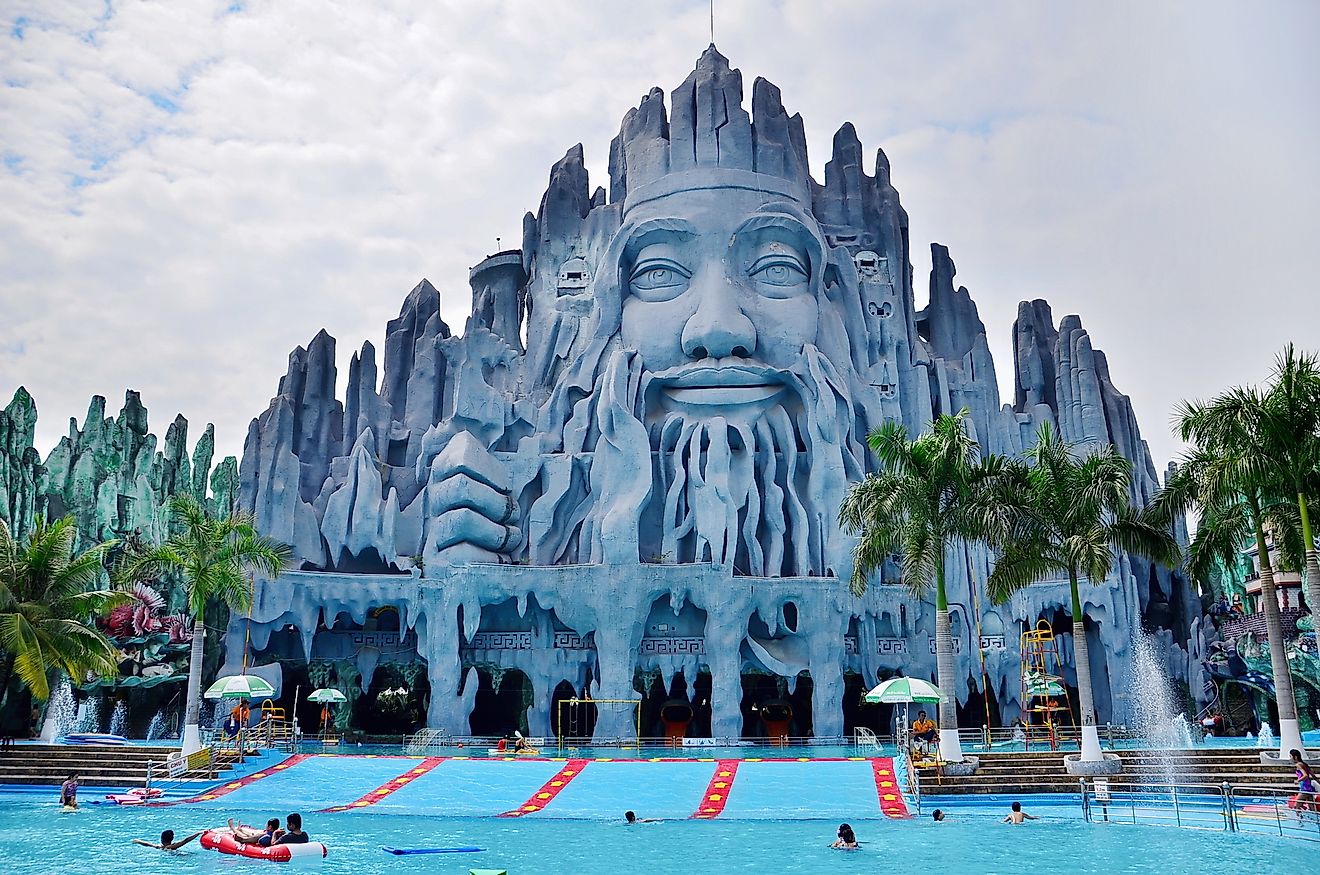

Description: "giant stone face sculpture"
228 48 1204 742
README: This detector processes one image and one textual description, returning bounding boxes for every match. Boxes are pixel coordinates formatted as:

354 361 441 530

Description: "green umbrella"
204 674 276 700
307 688 347 704
864 677 943 704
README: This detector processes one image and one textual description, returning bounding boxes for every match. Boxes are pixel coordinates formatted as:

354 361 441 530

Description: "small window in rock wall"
557 257 591 294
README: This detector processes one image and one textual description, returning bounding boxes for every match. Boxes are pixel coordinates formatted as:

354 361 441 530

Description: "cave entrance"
354 664 429 737
843 671 892 737
740 672 813 740
467 668 532 737
550 680 597 741
958 676 1002 730
636 671 695 742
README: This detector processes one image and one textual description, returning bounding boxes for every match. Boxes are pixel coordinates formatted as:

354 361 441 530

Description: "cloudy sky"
2 0 1317 472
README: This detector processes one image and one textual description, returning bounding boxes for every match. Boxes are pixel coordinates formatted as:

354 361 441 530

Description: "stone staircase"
0 744 238 788
917 748 1298 796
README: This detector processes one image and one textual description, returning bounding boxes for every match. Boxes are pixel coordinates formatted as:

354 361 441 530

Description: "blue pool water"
3 753 1315 874
3 798 1313 875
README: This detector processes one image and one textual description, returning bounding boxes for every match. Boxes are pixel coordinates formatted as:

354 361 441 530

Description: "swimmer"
624 810 661 824
59 774 79 809
830 822 859 849
133 829 203 851
931 809 946 822
1002 801 1038 824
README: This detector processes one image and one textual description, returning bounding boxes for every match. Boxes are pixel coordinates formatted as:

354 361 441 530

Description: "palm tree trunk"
1252 508 1304 758
933 566 964 762
181 611 206 754
1296 493 1320 628
1069 570 1103 761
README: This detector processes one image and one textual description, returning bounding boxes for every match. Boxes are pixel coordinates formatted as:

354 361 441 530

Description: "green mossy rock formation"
0 386 239 574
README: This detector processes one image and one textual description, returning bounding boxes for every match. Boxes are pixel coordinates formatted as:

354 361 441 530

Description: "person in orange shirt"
911 710 938 744
227 700 251 737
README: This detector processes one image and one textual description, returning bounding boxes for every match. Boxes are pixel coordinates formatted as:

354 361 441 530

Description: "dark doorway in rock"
355 664 429 737
958 677 1002 731
551 680 597 742
468 668 532 737
691 670 713 738
739 673 811 739
843 671 892 737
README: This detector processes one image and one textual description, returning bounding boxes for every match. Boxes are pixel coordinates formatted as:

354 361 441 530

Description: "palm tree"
0 516 125 704
986 423 1179 762
1257 345 1320 623
119 495 288 754
1155 388 1307 757
840 410 1001 763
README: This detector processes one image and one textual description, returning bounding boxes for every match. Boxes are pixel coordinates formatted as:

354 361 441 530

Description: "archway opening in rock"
468 667 532 737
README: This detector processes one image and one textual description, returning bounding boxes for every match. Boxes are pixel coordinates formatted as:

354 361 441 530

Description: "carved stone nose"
681 276 756 360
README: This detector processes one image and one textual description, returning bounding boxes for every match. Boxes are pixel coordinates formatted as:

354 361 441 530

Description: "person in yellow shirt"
911 710 938 745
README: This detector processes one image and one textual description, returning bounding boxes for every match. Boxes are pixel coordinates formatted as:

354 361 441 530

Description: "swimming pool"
4 795 1314 875
5 753 1317 874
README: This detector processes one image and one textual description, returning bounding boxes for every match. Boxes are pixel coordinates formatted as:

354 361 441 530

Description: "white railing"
1079 778 1320 843
145 746 217 793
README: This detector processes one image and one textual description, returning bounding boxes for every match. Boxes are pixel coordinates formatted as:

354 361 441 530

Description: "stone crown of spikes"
608 45 814 215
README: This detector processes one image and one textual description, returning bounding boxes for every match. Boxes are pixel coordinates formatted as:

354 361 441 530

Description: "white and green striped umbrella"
204 674 276 700
864 677 943 704
307 688 347 704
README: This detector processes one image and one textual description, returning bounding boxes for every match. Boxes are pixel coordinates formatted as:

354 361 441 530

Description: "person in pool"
624 811 661 824
1291 749 1316 812
133 829 203 851
830 823 858 849
59 774 78 809
1002 801 1038 824
228 817 282 846
274 812 309 844
931 809 946 822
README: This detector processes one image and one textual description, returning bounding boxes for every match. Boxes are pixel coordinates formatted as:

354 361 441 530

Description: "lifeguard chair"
1019 620 1073 750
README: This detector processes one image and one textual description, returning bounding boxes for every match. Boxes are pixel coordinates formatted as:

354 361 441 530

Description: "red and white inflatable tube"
200 829 328 862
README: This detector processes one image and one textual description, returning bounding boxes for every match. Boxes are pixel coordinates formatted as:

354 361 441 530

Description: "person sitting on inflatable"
228 817 282 846
274 812 309 845
134 829 203 851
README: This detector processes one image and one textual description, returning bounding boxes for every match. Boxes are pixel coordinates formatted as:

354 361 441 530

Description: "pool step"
0 744 239 787
916 748 1297 795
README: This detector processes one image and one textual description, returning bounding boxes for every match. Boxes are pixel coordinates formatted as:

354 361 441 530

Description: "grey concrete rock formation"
230 48 1198 740
0 388 43 538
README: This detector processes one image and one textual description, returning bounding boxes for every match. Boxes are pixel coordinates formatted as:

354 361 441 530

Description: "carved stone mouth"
657 364 786 407
663 384 784 405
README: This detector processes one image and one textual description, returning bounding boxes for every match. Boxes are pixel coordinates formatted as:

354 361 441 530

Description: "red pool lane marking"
170 753 313 805
319 757 447 812
499 759 590 817
871 758 910 818
691 759 740 819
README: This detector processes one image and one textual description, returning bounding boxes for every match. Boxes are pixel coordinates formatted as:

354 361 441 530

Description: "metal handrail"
144 746 218 794
896 744 921 815
1079 777 1320 842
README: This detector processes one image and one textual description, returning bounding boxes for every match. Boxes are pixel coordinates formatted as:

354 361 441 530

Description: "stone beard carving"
525 99 871 578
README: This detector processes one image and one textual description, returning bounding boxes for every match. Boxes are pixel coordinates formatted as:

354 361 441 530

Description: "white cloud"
1 0 1317 474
